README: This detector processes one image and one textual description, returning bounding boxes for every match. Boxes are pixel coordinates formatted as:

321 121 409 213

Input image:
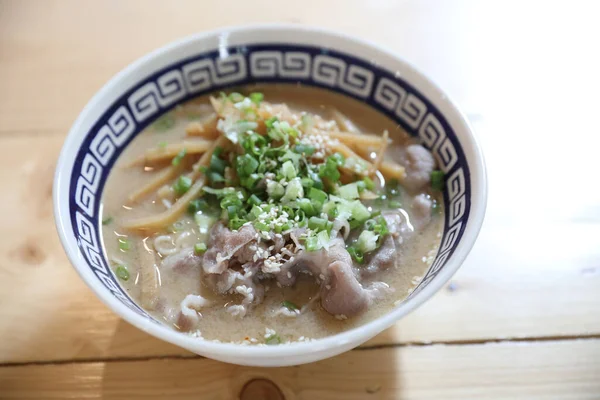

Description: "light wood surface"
2 340 600 400
1 0 599 398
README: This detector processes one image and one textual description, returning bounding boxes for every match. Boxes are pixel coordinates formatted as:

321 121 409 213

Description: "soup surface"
101 84 443 344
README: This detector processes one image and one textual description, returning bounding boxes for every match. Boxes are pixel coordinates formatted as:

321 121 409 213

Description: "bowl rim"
53 23 487 361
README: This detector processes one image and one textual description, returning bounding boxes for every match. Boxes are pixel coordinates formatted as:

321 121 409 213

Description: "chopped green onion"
229 92 244 102
195 213 216 234
254 221 270 232
236 154 259 177
194 243 207 255
308 187 328 205
316 230 330 249
170 220 186 233
318 156 341 182
115 265 130 281
293 144 315 156
330 152 345 166
301 177 314 190
118 237 130 251
220 194 243 211
207 172 225 184
301 114 314 130
308 216 328 231
357 230 379 253
431 170 445 191
297 198 317 217
202 186 236 197
280 160 297 180
268 120 296 142
347 246 364 263
305 235 319 252
265 333 281 345
370 215 389 237
282 206 295 219
296 210 307 227
267 181 285 200
282 300 299 311
337 200 371 223
247 194 262 206
311 199 324 214
188 199 209 215
321 202 336 219
171 148 186 166
226 205 238 220
279 150 301 167
240 173 261 189
338 182 359 200
249 92 264 104
229 218 246 230
210 150 228 174
281 178 303 203
173 175 193 196
389 200 402 208
102 216 113 225
363 176 375 191
308 171 324 190
250 204 263 215
233 120 258 136
242 133 267 156
158 141 168 149
153 113 175 132
326 220 334 234
265 116 278 130
356 180 366 193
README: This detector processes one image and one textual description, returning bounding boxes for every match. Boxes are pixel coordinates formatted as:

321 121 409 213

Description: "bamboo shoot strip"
328 131 387 148
127 164 183 203
123 137 226 232
185 114 219 138
126 140 212 167
371 130 389 174
331 109 361 134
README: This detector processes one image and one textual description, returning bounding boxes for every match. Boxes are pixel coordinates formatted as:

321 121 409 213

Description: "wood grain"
1 340 599 400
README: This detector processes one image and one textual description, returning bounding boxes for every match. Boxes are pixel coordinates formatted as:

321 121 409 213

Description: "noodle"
153 235 177 255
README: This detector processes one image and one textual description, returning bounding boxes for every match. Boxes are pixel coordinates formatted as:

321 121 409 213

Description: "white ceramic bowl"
54 25 486 367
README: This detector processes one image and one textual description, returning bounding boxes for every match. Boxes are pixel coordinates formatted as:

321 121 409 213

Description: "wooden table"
1 0 599 398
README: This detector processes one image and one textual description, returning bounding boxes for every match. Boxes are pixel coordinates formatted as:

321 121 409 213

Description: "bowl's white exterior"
54 25 487 367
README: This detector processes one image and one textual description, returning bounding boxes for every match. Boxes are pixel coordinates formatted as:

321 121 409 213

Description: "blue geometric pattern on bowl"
69 44 471 319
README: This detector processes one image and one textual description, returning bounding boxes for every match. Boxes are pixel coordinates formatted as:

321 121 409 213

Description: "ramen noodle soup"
101 85 444 344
